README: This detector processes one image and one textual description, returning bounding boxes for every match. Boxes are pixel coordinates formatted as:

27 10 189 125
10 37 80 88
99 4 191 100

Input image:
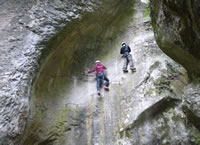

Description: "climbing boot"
104 86 109 90
131 68 136 72
123 70 128 73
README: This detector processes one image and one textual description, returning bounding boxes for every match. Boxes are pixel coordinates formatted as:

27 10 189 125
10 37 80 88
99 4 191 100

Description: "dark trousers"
96 74 109 91
123 54 134 71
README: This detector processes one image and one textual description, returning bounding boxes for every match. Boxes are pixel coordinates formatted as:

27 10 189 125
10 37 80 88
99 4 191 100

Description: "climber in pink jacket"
87 60 109 95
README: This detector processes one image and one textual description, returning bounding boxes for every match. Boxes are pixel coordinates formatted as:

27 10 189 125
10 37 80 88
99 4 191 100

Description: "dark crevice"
120 97 181 135
182 105 200 131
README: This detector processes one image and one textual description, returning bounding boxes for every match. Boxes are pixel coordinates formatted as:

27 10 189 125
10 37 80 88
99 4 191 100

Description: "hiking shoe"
123 70 128 73
131 68 136 72
104 86 109 90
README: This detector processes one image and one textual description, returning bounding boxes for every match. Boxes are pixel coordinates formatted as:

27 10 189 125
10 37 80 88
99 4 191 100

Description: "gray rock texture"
22 0 200 144
1 0 200 145
150 0 200 78
0 0 105 144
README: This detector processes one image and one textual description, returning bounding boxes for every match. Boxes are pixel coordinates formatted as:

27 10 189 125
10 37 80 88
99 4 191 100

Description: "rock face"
1 0 200 145
0 0 108 144
22 0 200 145
150 0 200 78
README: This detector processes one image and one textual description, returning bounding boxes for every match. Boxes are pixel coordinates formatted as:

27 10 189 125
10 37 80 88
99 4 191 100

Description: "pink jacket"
88 63 107 74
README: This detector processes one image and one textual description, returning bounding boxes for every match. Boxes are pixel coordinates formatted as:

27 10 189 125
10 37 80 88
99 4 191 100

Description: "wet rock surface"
183 84 200 132
150 0 200 78
1 0 200 145
23 0 200 144
0 0 105 144
149 1 200 144
120 97 181 133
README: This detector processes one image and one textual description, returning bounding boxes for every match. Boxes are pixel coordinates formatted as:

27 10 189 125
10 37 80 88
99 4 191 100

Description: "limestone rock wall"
0 0 105 144
22 0 200 144
1 0 200 145
150 0 200 78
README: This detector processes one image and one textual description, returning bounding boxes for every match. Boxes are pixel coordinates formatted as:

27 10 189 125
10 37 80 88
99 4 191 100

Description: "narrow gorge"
0 0 200 145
